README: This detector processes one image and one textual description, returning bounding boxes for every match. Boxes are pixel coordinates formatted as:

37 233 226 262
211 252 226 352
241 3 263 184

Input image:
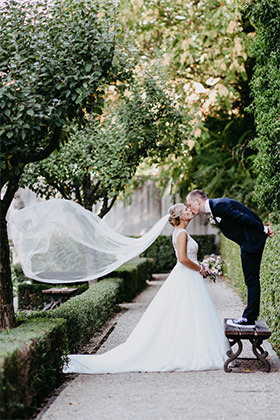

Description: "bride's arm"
176 231 206 276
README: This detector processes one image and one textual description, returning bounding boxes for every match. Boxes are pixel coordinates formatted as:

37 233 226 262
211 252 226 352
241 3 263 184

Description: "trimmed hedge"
141 234 218 273
220 227 280 357
104 257 153 300
0 318 68 420
16 258 151 353
16 258 150 310
245 0 280 217
51 277 124 352
219 235 246 300
16 278 125 353
18 281 88 310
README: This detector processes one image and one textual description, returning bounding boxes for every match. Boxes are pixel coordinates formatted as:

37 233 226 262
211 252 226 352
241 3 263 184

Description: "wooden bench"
224 318 271 373
42 287 78 310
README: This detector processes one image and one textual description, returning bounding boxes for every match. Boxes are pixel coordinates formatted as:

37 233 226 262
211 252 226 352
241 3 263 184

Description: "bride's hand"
200 268 207 278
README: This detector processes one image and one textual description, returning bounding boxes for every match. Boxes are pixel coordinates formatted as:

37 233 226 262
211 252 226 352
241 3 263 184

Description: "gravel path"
36 275 280 420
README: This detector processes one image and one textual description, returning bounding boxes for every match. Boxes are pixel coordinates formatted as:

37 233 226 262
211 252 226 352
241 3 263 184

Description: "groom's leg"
240 246 264 322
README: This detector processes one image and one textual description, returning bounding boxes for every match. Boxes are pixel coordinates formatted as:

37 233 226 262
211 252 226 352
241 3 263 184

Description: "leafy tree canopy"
117 0 257 204
22 75 190 216
0 0 130 198
119 0 249 113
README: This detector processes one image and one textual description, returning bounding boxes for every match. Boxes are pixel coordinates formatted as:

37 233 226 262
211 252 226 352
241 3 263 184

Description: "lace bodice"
172 228 199 264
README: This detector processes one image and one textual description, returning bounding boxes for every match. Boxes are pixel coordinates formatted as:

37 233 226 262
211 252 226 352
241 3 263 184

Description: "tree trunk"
0 175 21 329
0 209 15 330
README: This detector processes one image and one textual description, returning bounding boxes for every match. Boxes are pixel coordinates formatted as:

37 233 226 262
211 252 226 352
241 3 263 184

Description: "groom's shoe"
227 317 255 328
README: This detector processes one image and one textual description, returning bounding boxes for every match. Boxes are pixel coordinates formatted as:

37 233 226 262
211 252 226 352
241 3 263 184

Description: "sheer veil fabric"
64 230 230 374
7 199 169 283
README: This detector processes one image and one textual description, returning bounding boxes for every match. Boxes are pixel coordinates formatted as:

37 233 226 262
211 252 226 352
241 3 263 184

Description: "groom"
186 190 274 328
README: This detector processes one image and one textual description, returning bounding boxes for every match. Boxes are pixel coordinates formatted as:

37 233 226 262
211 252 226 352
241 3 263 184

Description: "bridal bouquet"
201 255 223 283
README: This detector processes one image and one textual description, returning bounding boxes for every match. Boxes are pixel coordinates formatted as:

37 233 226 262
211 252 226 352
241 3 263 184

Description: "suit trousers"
240 244 265 322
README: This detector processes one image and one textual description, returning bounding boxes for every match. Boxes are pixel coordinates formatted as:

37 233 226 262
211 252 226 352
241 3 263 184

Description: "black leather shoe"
227 317 255 328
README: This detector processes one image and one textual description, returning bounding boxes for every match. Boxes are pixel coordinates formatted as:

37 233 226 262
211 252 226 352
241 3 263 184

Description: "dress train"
64 232 229 374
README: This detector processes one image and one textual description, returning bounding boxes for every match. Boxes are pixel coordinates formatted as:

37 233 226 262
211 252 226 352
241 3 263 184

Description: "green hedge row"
220 227 280 357
105 257 153 300
18 281 88 310
47 278 123 352
141 234 218 273
0 318 68 420
16 257 151 311
16 258 150 352
1 257 151 419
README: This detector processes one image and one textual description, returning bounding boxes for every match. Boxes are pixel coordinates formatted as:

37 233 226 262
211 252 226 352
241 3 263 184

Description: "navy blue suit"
209 198 267 322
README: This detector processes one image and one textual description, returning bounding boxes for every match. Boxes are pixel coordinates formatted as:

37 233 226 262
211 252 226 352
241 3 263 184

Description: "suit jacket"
209 198 267 253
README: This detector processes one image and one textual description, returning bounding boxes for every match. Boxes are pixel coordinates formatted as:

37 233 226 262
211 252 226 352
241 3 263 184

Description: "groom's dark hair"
187 190 208 200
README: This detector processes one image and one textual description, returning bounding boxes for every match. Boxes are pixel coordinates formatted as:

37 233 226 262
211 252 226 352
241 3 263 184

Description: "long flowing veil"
7 199 168 283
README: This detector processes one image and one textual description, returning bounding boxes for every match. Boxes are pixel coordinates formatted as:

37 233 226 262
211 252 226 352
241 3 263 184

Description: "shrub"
259 225 280 356
105 257 152 300
141 236 176 273
219 234 247 301
52 278 124 352
141 234 218 273
13 263 26 283
15 257 152 352
220 227 280 357
18 281 88 310
16 278 124 353
245 0 280 218
0 318 68 420
10 259 26 297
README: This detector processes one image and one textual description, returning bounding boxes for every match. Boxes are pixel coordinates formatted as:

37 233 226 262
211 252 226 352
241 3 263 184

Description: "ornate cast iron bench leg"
250 338 271 372
224 339 243 373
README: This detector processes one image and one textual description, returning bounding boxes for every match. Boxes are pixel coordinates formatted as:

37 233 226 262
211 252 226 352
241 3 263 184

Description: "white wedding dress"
64 229 229 374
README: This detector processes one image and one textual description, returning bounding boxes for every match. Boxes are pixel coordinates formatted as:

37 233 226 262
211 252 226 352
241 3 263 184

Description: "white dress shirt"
205 199 221 223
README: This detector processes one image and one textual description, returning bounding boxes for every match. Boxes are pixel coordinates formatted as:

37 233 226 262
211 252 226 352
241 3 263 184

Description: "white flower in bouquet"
201 255 223 282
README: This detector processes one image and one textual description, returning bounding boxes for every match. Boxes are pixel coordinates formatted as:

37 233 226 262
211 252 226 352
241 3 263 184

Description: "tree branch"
98 194 117 218
23 126 62 164
75 185 82 206
0 174 21 217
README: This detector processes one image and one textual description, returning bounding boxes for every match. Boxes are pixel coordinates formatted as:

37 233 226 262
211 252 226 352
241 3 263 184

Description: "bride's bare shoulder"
173 229 188 241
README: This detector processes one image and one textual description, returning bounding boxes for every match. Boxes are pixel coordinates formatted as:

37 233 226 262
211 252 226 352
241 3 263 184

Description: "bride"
63 203 229 374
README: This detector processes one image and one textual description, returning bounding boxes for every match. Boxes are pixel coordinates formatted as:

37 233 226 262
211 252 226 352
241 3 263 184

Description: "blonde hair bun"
168 203 185 227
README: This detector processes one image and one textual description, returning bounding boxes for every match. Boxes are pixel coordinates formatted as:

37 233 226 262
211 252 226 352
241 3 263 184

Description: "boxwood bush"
16 258 151 353
220 227 280 357
105 257 153 300
16 278 125 353
141 234 218 273
51 277 124 352
0 318 68 420
18 281 88 310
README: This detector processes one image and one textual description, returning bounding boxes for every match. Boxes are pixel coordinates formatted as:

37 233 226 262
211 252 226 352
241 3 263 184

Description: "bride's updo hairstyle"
168 203 185 227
